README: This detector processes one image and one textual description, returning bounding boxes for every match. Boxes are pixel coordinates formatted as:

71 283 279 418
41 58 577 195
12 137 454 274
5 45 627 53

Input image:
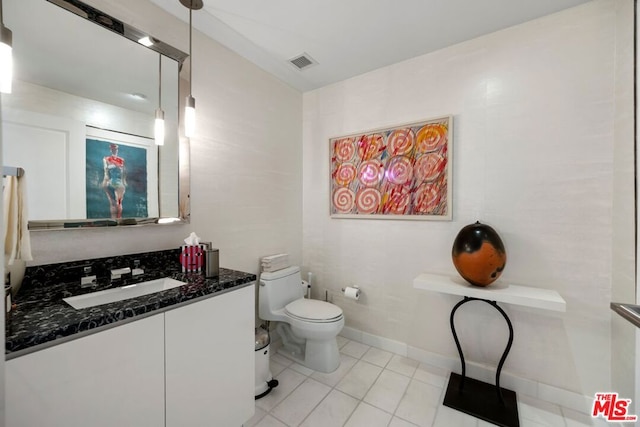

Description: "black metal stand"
442 297 520 427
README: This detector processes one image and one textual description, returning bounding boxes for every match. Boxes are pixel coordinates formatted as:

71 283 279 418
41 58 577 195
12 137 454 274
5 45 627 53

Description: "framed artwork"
85 127 158 220
330 116 452 220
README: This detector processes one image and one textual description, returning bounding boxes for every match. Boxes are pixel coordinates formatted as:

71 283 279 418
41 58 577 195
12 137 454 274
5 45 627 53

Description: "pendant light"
0 0 13 94
180 0 202 138
155 54 165 146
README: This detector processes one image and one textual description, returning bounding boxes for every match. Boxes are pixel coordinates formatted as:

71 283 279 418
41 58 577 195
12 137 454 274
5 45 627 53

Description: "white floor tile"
562 406 611 426
518 394 565 427
386 354 419 377
272 352 295 367
336 336 350 349
336 360 383 399
538 383 592 414
344 402 393 427
431 405 478 427
413 363 448 388
255 415 289 427
394 379 441 427
363 369 411 414
290 362 315 376
362 347 394 368
389 417 419 427
300 389 359 427
257 341 598 427
271 378 331 426
518 420 553 427
245 407 268 427
270 360 288 377
572 419 617 427
256 368 307 412
341 341 371 359
311 354 358 387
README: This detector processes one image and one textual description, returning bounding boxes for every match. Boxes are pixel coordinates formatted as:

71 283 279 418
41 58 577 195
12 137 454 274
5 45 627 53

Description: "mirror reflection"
1 0 189 228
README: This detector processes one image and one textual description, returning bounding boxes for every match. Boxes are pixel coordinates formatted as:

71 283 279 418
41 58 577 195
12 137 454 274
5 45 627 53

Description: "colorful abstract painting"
330 116 452 220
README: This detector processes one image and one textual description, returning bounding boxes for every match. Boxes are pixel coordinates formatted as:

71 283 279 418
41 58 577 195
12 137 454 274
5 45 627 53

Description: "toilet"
258 266 344 373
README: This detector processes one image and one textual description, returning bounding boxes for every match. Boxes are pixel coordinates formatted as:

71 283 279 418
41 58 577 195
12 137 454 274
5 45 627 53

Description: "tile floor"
245 336 615 427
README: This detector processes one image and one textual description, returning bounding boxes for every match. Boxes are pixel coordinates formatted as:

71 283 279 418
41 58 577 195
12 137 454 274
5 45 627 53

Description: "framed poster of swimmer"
330 115 452 220
85 127 159 220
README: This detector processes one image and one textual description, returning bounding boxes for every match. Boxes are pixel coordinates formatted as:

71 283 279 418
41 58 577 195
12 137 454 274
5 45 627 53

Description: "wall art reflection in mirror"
86 128 157 221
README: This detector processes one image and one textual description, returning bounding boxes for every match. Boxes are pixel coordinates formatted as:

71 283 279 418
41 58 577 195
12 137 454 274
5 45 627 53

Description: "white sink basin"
63 277 186 309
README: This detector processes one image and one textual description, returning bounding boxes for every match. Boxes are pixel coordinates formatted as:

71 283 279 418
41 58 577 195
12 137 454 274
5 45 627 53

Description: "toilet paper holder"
341 285 361 301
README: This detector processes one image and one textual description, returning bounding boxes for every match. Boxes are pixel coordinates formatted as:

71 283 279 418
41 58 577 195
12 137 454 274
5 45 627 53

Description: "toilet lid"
285 299 343 322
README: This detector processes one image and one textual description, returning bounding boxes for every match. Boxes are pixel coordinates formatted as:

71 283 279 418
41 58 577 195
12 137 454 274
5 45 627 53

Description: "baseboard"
339 326 593 414
340 326 409 356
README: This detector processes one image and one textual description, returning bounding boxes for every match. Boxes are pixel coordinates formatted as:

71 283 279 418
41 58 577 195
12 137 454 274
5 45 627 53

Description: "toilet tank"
259 266 305 320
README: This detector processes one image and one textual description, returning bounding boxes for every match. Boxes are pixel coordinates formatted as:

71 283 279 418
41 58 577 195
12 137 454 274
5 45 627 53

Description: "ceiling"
150 0 591 92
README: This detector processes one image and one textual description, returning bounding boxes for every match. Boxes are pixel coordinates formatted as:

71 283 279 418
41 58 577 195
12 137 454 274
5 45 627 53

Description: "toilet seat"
285 299 343 323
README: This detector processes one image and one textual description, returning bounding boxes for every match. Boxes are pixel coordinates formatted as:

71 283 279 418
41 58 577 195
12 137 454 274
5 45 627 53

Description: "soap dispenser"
202 242 219 278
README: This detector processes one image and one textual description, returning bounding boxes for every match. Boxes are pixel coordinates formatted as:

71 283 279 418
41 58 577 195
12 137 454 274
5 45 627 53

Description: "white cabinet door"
6 314 165 427
165 285 255 427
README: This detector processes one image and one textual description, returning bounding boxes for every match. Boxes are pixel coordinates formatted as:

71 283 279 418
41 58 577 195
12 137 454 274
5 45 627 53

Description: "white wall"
303 0 629 401
15 0 302 273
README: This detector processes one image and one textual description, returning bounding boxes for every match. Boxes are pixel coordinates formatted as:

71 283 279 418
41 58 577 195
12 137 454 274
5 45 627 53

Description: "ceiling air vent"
289 53 317 71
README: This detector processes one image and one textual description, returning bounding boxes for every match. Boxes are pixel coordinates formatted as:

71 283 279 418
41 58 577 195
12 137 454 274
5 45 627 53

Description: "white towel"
4 175 32 265
262 253 288 263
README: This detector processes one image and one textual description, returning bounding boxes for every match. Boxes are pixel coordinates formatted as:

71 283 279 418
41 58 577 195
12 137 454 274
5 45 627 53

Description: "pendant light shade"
155 109 165 146
0 0 13 94
184 95 196 138
155 55 165 145
180 0 202 138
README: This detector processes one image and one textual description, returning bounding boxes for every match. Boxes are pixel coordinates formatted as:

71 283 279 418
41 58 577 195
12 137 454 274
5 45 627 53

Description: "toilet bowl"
258 267 344 373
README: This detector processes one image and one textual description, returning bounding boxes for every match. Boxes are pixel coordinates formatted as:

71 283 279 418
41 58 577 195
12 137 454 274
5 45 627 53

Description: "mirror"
1 0 190 229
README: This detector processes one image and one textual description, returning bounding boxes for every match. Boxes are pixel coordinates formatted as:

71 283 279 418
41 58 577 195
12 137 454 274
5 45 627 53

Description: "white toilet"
258 266 344 373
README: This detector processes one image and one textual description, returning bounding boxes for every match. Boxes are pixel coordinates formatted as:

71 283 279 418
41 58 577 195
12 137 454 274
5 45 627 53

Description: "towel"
4 175 32 265
261 253 290 272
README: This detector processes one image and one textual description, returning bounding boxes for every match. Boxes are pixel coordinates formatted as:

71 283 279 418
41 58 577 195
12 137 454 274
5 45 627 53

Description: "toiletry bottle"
203 242 219 278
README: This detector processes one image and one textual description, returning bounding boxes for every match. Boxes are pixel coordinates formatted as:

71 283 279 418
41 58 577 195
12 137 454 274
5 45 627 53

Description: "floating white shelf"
413 273 566 312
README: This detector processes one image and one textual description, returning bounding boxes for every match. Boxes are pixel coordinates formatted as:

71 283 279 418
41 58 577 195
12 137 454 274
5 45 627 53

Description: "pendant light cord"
189 2 193 94
158 55 162 108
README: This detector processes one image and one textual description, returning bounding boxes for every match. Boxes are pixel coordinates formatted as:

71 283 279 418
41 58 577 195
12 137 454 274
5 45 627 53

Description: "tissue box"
180 245 205 272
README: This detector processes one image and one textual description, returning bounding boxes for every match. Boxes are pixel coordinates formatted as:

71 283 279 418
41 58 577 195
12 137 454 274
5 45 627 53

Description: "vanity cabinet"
6 314 165 427
165 284 255 427
6 285 255 427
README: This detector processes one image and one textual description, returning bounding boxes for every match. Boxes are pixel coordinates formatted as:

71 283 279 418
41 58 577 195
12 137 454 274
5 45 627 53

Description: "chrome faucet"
110 267 132 283
132 260 144 277
80 266 97 289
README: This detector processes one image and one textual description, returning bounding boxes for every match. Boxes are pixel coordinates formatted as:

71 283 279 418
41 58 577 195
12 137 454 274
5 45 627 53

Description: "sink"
63 277 186 309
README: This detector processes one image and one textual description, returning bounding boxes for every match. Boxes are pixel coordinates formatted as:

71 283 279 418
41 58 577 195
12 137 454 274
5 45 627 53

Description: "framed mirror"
1 0 190 230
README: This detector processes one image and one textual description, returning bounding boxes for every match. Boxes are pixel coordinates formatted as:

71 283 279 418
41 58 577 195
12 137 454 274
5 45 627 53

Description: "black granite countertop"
6 249 256 358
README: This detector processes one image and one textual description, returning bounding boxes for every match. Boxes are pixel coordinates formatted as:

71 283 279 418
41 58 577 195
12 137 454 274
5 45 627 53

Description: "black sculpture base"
443 373 519 427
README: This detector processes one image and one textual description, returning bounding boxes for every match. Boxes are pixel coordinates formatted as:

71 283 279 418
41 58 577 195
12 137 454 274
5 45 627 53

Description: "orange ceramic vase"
452 221 506 287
